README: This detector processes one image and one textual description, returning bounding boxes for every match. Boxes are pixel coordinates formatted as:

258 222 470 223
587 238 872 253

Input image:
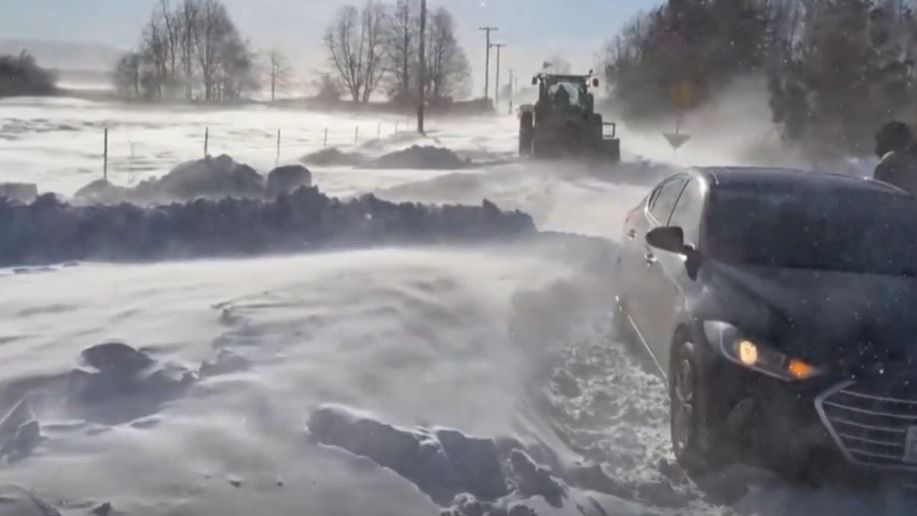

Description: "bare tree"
360 2 386 102
114 52 143 99
195 0 222 101
115 0 257 104
325 6 362 102
426 8 471 102
313 72 342 102
141 12 170 99
266 48 294 101
324 2 387 103
159 0 180 80
218 34 258 101
384 0 419 102
179 0 200 100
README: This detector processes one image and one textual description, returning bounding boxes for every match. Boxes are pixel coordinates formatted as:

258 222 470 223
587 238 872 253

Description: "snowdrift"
300 148 368 167
74 155 312 205
301 145 470 170
371 145 469 170
0 183 38 204
0 485 60 516
0 188 535 267
308 405 566 515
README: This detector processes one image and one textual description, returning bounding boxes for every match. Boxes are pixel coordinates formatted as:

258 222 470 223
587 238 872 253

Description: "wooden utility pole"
493 43 506 109
418 0 427 134
508 68 515 114
478 26 498 101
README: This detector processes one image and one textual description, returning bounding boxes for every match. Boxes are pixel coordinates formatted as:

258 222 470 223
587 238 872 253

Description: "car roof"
687 166 909 197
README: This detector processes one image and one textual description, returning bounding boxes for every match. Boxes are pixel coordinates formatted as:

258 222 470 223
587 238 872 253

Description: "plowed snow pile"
0 97 910 516
0 187 532 266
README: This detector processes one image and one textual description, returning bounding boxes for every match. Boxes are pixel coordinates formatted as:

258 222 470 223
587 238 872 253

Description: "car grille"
817 381 917 470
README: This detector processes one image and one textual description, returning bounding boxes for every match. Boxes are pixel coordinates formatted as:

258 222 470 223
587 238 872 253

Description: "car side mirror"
646 226 686 253
532 76 538 86
647 226 702 280
592 78 600 87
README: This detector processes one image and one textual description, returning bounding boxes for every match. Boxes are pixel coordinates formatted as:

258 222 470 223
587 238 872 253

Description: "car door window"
669 178 703 246
648 177 687 225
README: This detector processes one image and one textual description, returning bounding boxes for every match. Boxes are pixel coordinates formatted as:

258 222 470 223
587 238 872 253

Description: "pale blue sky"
0 0 656 90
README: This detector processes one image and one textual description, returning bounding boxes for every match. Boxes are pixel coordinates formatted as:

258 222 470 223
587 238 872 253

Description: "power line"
478 26 498 101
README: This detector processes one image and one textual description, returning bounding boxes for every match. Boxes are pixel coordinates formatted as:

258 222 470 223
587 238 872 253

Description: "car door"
619 181 667 313
617 191 654 312
642 178 705 374
628 175 687 374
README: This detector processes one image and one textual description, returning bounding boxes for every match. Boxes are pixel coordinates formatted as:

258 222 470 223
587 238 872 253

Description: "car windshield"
707 184 917 276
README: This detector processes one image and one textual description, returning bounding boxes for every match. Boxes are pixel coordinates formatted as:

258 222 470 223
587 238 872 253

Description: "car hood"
702 262 917 375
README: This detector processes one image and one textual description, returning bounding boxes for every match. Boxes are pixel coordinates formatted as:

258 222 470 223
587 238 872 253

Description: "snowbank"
144 154 263 201
0 341 249 456
266 165 312 197
300 145 471 170
0 485 60 516
0 188 535 267
308 405 566 514
0 183 38 204
74 155 311 205
300 148 368 167
372 145 469 170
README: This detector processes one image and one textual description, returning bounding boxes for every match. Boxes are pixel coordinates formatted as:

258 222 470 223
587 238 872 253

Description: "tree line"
113 0 472 108
323 0 471 106
114 0 258 102
604 0 917 157
0 52 56 97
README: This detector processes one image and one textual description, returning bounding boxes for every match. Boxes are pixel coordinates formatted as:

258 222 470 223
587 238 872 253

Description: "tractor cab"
533 73 598 116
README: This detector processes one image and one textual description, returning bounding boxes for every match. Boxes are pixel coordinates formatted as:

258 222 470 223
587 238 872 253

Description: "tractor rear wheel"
519 111 534 157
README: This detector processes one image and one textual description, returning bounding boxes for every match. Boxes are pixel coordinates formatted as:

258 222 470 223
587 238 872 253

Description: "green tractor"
518 71 621 163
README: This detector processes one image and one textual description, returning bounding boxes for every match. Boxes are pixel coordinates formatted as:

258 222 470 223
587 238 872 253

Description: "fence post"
204 127 209 157
103 127 108 181
128 139 135 185
323 127 328 147
377 122 381 139
276 129 281 167
354 125 359 144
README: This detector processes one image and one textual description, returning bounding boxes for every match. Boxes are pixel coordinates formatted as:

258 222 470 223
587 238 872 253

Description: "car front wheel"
670 338 725 476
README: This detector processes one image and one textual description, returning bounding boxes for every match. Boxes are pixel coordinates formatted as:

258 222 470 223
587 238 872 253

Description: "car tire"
669 337 725 476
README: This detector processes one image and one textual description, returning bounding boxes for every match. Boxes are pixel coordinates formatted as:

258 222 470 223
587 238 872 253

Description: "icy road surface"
0 97 909 515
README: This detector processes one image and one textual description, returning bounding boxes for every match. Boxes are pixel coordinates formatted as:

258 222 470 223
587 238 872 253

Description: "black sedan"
614 166 917 486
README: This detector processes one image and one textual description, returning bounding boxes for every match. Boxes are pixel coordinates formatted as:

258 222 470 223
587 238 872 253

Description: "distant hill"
0 39 123 72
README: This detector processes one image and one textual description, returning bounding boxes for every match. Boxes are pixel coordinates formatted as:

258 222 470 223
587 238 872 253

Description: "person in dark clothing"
874 121 917 196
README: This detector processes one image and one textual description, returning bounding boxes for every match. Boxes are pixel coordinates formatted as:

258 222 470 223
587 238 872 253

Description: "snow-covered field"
0 97 907 515
0 97 516 199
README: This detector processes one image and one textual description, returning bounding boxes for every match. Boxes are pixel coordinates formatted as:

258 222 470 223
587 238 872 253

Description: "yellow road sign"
672 83 694 110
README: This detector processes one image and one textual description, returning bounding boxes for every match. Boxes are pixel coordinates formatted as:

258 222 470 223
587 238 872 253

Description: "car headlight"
705 322 826 381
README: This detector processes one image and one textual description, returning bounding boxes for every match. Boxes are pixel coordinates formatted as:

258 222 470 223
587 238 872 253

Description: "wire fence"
97 118 412 186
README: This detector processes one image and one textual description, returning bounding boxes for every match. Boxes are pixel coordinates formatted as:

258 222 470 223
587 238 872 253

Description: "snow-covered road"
0 97 907 516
